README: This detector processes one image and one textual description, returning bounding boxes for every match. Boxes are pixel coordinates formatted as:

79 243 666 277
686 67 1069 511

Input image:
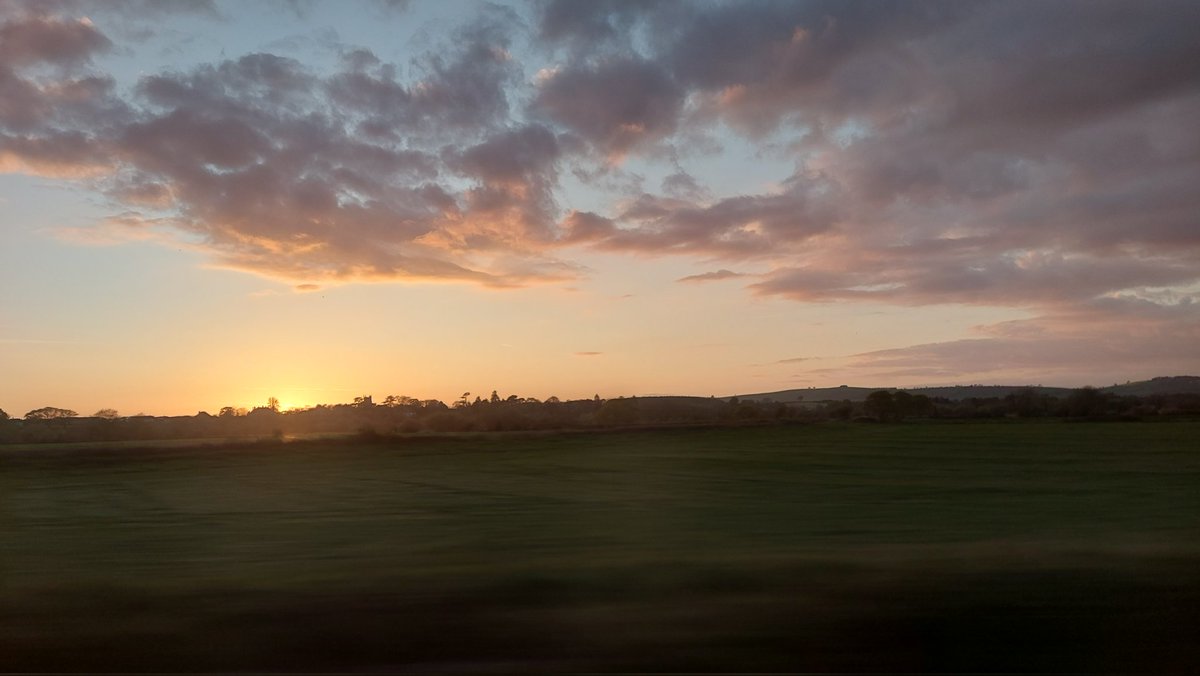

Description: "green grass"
2 422 1198 672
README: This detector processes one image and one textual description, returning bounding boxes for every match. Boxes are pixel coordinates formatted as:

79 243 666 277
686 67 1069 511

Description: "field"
3 421 1199 672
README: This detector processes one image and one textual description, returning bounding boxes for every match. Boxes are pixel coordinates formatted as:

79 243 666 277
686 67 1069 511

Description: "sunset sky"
2 0 1198 416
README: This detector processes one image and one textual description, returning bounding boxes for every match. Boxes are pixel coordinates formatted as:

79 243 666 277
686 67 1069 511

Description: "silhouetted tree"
0 408 8 421
596 397 640 425
25 407 77 420
864 391 896 421
266 397 280 412
1005 388 1044 417
1066 387 1110 418
890 391 932 420
93 408 120 419
825 400 854 420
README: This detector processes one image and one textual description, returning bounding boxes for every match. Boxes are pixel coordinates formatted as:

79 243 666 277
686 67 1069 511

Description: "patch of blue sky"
88 1 487 91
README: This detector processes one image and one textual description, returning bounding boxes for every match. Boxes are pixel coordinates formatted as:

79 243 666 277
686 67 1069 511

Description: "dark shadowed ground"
2 422 1198 672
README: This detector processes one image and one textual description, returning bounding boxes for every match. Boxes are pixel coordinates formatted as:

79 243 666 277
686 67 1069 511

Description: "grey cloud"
437 124 567 250
0 130 109 175
537 0 658 50
750 248 1200 307
532 56 683 156
372 0 413 12
0 1 218 26
660 170 706 200
558 210 616 244
579 179 840 256
8 0 1200 309
325 28 517 139
448 124 559 184
0 15 124 137
0 9 577 288
660 1 964 135
120 109 270 172
526 0 1200 316
939 3 1200 137
837 299 1200 384
137 53 315 111
0 68 53 131
339 48 379 72
0 14 111 67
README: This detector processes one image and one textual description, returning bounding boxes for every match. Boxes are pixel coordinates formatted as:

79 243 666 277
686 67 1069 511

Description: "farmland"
3 421 1198 672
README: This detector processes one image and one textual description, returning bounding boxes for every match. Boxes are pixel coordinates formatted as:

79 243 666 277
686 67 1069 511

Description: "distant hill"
731 386 880 404
1100 376 1200 397
730 376 1200 403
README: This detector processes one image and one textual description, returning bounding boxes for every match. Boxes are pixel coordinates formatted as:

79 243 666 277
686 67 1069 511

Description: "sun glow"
266 392 320 412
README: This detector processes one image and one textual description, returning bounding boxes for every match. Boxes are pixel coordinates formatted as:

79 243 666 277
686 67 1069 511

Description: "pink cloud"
677 269 746 284
0 15 110 68
1 0 1197 320
799 299 1200 386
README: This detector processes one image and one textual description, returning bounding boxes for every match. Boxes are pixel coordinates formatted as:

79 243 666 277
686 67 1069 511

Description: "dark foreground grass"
2 422 1198 672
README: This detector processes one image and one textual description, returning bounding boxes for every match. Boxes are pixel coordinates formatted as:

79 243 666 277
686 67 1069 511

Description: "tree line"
2 387 1198 444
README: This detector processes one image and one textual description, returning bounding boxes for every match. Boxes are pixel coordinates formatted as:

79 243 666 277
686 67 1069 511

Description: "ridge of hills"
723 375 1200 404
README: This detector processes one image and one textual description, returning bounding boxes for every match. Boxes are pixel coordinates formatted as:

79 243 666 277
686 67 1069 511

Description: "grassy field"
2 421 1198 672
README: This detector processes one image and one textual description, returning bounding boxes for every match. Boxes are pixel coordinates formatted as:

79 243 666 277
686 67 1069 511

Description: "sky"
1 0 1198 416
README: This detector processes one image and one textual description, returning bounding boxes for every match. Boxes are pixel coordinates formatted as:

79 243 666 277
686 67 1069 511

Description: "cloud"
531 56 684 158
429 124 569 254
3 0 1198 331
372 0 413 12
748 248 1200 307
0 132 111 176
0 14 111 67
574 351 603 357
798 298 1200 386
660 169 707 200
538 0 657 47
676 269 745 284
776 356 820 364
0 10 582 288
540 0 1200 384
569 183 840 256
524 0 1200 313
557 210 616 245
